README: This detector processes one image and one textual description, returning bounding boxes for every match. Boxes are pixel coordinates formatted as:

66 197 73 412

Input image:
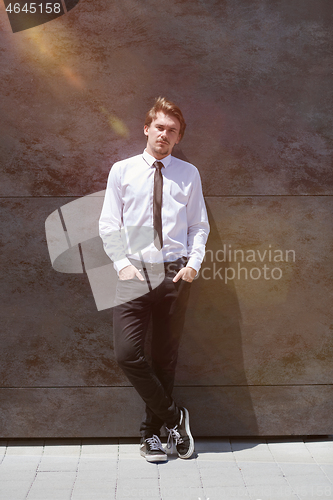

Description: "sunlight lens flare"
100 107 129 138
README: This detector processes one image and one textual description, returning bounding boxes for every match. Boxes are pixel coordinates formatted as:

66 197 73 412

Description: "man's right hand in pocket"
119 265 145 281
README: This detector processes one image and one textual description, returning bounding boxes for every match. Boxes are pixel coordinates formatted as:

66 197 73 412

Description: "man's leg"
113 282 180 437
140 270 192 439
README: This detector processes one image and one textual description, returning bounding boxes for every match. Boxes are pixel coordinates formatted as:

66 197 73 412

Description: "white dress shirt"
99 150 210 274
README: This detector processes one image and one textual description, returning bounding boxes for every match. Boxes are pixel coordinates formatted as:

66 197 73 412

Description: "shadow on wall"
176 203 259 436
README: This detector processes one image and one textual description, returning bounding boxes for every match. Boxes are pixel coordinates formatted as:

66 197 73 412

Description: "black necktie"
153 161 163 250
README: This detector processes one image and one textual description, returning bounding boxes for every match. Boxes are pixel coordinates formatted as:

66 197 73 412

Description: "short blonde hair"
144 97 186 140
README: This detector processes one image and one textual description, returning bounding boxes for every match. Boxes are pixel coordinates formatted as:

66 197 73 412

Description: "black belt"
164 257 188 273
129 257 187 274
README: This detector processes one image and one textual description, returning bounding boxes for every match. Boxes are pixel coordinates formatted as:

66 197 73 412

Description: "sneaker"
166 407 194 459
140 435 167 462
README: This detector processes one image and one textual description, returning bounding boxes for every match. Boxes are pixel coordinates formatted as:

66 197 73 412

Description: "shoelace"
165 425 184 450
146 435 164 451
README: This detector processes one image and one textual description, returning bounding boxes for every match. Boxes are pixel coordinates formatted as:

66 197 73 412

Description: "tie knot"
154 161 163 171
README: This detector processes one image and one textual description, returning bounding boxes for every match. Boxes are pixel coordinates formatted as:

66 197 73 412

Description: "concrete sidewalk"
0 437 332 500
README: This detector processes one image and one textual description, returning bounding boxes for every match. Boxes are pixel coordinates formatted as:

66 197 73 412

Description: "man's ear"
175 133 182 144
144 125 149 137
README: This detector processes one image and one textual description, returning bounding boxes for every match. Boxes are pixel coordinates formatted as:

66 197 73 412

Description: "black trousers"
113 258 191 438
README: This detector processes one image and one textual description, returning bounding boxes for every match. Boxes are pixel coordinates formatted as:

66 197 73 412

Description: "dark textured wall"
0 0 332 437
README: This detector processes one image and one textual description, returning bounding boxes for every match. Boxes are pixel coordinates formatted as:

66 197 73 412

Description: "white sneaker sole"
178 407 195 459
140 449 168 462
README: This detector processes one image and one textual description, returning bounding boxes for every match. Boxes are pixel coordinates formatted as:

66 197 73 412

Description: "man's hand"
119 265 145 281
173 266 197 283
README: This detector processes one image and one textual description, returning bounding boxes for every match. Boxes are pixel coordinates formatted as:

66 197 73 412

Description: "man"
99 97 209 462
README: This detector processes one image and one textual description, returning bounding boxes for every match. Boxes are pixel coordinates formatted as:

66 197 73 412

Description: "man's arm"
99 163 144 280
173 168 210 283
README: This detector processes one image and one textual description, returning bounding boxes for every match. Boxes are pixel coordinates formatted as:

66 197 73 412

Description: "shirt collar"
142 149 172 169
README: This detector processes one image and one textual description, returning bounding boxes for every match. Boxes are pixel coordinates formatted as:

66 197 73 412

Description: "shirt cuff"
114 257 132 274
186 257 202 275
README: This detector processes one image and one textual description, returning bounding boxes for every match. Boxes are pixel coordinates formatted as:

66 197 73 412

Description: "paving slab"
159 475 202 488
279 462 329 477
278 467 333 496
27 471 77 500
80 443 118 456
321 464 333 479
194 438 232 453
118 442 142 460
199 463 245 488
117 460 159 479
236 461 287 487
6 442 44 456
305 439 333 464
158 457 199 472
246 484 293 499
0 470 37 482
267 439 317 464
0 438 332 500
0 481 36 500
231 439 275 462
116 482 160 500
75 469 118 482
43 442 81 456
247 487 299 500
38 457 80 472
196 461 236 474
72 489 115 500
0 455 41 472
204 485 250 499
78 457 118 471
160 486 204 500
196 452 235 463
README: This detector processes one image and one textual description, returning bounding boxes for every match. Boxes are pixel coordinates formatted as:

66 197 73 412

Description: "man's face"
144 111 181 159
